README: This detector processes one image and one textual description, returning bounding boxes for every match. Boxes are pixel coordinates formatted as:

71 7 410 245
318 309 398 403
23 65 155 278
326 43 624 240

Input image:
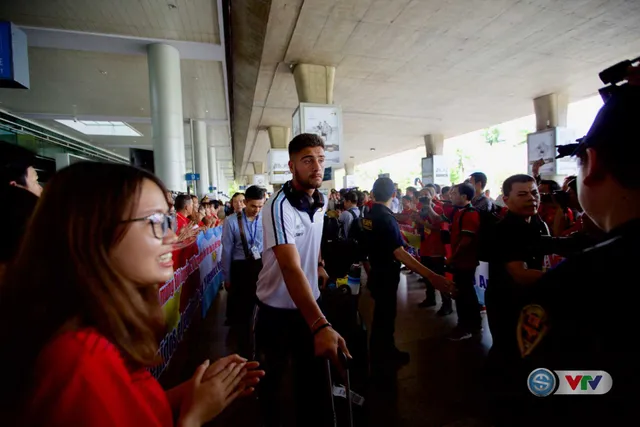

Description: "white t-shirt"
257 187 327 309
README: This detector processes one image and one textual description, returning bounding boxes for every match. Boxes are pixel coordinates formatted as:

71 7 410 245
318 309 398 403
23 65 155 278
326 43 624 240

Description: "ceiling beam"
21 26 225 62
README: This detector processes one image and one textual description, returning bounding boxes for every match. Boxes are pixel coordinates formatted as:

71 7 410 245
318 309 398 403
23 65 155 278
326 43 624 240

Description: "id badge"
251 246 261 260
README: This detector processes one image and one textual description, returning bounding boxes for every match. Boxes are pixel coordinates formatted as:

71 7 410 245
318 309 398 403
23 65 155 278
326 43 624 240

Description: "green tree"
449 148 470 184
482 126 504 145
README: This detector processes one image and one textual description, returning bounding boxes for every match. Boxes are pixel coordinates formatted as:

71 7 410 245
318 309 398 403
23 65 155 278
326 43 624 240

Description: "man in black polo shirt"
486 174 548 360
505 64 640 426
362 177 454 366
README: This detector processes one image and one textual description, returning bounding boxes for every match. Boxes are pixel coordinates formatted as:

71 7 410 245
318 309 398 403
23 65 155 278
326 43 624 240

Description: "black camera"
598 55 640 101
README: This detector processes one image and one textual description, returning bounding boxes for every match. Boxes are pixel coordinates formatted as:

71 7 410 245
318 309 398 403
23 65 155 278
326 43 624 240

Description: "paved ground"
176 273 494 427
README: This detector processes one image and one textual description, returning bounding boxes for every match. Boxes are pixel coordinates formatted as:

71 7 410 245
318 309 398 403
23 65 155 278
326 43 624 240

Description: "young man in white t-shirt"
255 133 351 427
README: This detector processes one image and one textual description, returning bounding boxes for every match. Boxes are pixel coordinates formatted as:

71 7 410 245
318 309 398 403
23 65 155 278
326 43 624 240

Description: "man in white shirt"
255 133 350 427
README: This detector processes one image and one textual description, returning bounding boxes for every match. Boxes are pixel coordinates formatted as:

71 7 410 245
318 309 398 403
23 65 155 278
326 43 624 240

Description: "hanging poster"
293 103 343 167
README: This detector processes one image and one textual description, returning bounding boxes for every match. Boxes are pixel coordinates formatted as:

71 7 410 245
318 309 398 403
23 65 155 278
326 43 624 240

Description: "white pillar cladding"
147 43 187 192
192 120 210 199
208 146 218 195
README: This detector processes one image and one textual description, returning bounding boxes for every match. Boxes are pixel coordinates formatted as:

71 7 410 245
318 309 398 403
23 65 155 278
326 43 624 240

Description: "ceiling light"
349 156 354 159
99 70 107 75
168 3 177 9
55 120 142 137
205 110 209 113
370 148 376 151
140 107 144 111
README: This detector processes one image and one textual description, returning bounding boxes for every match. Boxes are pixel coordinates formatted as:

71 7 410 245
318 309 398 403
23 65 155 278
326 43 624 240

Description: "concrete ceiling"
0 0 234 180
233 0 640 177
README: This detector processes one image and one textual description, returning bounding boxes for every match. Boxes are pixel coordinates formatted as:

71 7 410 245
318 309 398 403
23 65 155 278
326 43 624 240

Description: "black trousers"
368 270 400 356
452 268 481 331
227 258 262 357
255 302 330 427
421 256 451 307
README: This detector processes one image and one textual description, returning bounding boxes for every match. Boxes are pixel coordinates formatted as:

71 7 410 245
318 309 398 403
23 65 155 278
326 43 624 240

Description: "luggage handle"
325 350 353 427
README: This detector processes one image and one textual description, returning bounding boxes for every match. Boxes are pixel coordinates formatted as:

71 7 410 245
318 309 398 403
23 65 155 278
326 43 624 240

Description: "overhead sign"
292 103 343 167
185 173 200 181
267 149 292 185
422 156 449 186
253 174 267 187
527 127 577 177
0 22 30 89
323 167 332 181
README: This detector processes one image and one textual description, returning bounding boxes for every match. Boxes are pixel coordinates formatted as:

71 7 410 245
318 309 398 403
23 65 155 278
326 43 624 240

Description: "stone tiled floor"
185 272 494 427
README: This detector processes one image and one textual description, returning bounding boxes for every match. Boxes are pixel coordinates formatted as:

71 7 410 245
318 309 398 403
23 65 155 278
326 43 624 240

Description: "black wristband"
312 322 332 336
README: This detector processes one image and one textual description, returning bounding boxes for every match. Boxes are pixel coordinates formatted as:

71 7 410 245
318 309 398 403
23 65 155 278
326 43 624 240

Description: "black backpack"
346 209 364 243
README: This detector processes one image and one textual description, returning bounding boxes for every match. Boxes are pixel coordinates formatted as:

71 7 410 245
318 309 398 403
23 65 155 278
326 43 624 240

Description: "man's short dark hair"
470 172 488 189
212 200 221 209
406 186 417 194
190 195 198 200
502 174 536 197
288 133 325 156
175 194 192 211
441 186 451 195
1 142 37 186
540 179 561 193
344 191 358 204
402 195 412 202
456 183 475 201
245 185 266 201
373 177 396 203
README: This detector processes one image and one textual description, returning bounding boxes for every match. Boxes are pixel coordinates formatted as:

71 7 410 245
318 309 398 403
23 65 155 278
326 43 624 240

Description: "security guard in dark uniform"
361 177 454 367
505 61 640 427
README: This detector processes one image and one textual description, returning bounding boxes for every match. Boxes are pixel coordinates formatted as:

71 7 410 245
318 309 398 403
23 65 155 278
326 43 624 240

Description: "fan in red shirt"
175 194 194 233
447 183 483 341
0 163 263 427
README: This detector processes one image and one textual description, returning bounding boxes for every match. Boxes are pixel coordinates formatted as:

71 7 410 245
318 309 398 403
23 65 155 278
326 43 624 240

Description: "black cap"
556 85 640 159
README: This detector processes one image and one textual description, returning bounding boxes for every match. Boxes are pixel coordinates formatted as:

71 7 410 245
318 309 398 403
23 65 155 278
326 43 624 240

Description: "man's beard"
293 169 321 190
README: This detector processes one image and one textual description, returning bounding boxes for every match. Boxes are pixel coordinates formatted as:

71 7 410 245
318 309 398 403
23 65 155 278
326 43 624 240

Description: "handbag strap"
236 211 252 259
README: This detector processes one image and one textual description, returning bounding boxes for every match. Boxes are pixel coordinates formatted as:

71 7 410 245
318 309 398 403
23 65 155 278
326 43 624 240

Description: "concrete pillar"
344 162 355 175
207 146 218 194
268 126 291 149
147 43 187 192
292 64 335 104
192 121 210 199
253 161 265 175
533 93 568 131
424 134 444 157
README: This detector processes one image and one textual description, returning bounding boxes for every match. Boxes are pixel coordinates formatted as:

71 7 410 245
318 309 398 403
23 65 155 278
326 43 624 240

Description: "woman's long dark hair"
0 162 169 416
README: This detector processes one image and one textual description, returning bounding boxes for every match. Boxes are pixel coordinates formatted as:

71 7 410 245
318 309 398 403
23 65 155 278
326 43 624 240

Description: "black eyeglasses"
123 213 173 239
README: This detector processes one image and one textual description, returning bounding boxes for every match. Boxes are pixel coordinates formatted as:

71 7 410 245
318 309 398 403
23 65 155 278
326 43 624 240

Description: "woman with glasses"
0 162 263 427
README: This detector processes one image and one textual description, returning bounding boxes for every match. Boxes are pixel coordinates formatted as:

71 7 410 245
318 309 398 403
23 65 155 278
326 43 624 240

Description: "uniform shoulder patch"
517 304 549 358
362 218 373 230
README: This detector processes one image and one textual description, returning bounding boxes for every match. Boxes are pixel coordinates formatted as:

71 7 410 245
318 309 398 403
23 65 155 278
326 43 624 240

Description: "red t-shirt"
398 208 414 226
176 212 189 233
450 206 481 270
25 328 172 427
420 204 446 258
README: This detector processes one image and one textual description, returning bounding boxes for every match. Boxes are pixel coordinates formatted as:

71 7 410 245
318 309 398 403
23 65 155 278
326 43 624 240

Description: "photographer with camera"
505 59 640 426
